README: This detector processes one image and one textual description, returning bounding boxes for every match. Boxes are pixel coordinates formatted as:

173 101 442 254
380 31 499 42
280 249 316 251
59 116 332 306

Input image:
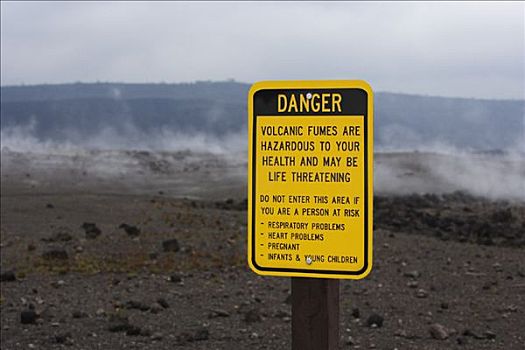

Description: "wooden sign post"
247 80 373 349
292 278 339 350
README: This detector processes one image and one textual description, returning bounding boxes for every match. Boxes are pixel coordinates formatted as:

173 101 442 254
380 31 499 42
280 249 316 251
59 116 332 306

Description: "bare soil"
1 150 524 349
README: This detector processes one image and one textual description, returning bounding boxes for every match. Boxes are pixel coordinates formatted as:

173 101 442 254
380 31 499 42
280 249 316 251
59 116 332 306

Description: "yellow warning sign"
247 80 373 279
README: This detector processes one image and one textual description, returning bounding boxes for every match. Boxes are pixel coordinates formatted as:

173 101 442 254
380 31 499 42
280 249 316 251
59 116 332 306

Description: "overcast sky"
1 1 523 99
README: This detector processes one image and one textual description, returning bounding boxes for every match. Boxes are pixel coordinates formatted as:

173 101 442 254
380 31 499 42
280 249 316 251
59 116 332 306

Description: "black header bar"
253 88 367 116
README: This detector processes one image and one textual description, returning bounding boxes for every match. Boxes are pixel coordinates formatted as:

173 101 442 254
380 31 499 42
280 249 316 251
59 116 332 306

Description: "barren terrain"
1 150 524 349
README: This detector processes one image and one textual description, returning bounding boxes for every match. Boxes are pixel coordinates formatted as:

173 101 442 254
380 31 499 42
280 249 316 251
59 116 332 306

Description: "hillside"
1 82 523 151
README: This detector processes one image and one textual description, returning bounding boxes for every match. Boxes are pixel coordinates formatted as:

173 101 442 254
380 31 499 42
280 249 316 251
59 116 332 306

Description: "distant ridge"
1 81 248 102
1 82 524 151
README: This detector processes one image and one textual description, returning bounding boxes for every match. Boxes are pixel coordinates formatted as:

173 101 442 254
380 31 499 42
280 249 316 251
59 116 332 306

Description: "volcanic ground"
1 150 524 349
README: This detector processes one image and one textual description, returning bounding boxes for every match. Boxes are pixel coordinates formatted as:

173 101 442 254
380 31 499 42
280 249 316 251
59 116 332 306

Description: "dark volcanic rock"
374 192 525 248
462 328 495 340
42 248 69 261
457 336 467 345
150 303 163 314
54 332 73 345
151 332 164 340
125 300 150 311
81 222 101 239
72 310 88 319
193 327 210 341
156 298 169 309
274 309 290 319
244 308 262 323
169 274 182 283
366 313 384 328
0 270 16 282
140 328 152 337
20 310 38 324
107 314 131 333
162 238 180 252
491 208 514 223
177 332 193 344
208 309 230 318
430 323 450 340
119 223 140 237
215 198 247 211
484 330 497 340
351 307 360 319
177 327 210 343
126 326 142 336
